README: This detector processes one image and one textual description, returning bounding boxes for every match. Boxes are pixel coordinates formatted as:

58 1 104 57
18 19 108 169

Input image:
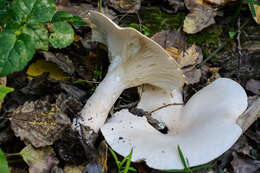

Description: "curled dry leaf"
183 0 220 34
10 95 71 147
108 0 141 13
20 145 60 173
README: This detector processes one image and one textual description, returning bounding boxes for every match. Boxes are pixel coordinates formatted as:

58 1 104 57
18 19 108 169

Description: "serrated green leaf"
28 0 56 23
0 31 35 76
0 85 14 100
49 22 74 49
0 148 10 173
22 23 49 50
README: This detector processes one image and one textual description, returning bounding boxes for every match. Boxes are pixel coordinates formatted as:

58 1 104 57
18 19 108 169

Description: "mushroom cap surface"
88 10 186 91
101 78 248 170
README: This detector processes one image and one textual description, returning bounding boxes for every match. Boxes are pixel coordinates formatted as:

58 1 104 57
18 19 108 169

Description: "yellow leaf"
26 59 70 81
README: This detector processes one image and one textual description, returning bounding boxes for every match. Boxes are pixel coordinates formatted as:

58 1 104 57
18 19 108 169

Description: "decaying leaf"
26 59 70 81
183 4 217 34
20 145 60 173
108 0 141 13
41 51 75 75
246 79 260 95
151 30 186 50
152 30 203 84
64 164 85 173
10 95 71 147
231 152 260 173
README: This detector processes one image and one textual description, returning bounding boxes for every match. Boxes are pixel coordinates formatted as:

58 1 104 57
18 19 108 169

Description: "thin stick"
237 97 260 133
146 103 184 116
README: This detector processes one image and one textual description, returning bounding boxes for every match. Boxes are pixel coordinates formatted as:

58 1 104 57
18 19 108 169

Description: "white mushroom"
80 11 185 133
101 78 248 170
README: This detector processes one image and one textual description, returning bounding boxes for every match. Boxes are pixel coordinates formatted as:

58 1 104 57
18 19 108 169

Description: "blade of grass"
123 148 134 173
109 147 120 169
177 145 188 171
190 163 216 171
248 0 256 17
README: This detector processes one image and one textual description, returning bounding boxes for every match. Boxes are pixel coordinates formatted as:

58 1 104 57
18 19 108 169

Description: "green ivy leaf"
49 22 74 49
0 85 14 100
52 11 87 26
0 31 35 76
22 23 49 51
0 148 10 173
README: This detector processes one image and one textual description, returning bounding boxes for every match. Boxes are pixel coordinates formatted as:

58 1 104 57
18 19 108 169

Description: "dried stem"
237 97 260 133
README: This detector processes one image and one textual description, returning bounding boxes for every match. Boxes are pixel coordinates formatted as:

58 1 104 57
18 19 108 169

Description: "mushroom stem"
80 73 126 133
237 97 260 132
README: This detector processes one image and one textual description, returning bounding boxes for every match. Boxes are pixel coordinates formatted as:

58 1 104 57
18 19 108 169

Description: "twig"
146 103 184 116
237 97 260 133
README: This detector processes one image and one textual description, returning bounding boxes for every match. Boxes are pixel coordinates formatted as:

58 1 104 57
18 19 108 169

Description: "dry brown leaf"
165 47 182 60
151 30 186 50
183 5 217 34
20 145 60 173
108 0 141 13
10 95 71 147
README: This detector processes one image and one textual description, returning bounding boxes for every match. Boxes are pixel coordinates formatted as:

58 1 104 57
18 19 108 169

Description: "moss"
121 7 186 37
187 26 223 56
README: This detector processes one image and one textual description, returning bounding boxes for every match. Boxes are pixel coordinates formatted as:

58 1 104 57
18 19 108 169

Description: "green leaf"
52 11 74 22
229 31 236 39
70 16 87 26
0 31 35 76
52 11 87 26
49 22 74 49
0 148 10 173
22 23 49 50
27 0 56 24
0 85 14 100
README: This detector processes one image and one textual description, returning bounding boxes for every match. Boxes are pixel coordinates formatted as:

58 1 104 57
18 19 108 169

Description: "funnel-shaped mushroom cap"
101 78 248 170
80 11 185 133
87 10 185 91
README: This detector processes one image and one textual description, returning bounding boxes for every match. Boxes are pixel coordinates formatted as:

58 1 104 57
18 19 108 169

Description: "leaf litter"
0 0 260 172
